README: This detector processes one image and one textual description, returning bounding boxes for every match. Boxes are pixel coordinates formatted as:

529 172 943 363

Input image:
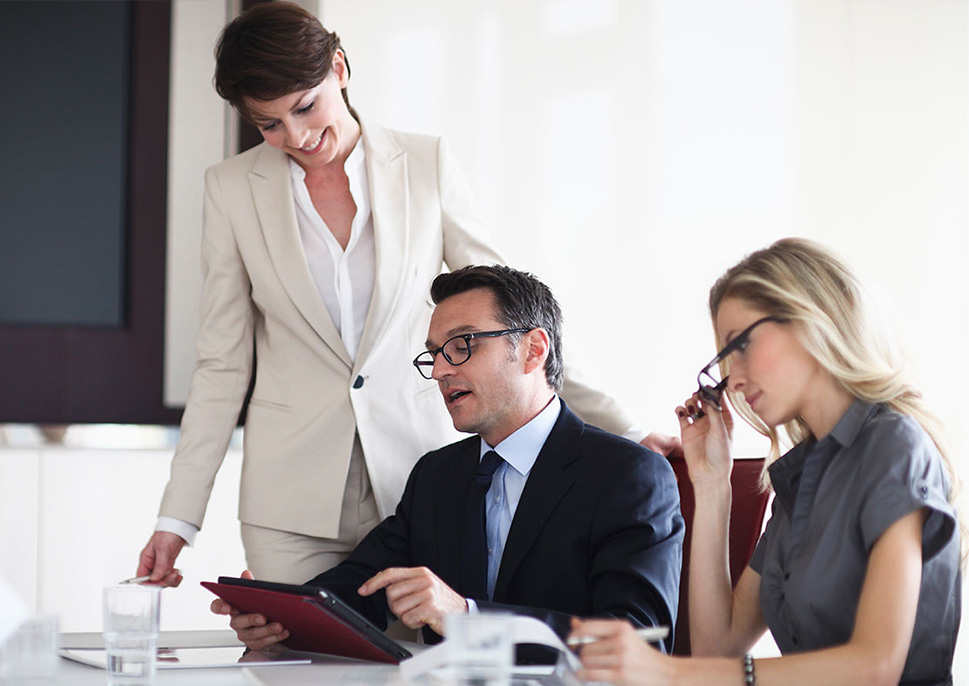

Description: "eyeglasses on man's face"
413 328 531 380
696 316 783 410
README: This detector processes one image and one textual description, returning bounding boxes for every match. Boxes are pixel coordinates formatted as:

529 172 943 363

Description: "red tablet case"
201 580 406 664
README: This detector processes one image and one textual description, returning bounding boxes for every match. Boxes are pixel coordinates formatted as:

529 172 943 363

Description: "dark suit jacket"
307 402 684 652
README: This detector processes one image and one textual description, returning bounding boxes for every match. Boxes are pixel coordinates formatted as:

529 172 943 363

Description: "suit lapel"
438 440 481 588
354 123 410 369
248 144 351 368
493 406 582 600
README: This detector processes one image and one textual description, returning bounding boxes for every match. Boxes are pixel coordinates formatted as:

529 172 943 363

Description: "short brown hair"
214 2 353 122
430 265 564 391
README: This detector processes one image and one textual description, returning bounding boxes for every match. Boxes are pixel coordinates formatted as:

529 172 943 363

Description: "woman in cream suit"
138 2 666 585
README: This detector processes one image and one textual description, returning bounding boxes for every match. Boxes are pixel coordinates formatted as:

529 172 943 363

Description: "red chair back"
666 455 770 655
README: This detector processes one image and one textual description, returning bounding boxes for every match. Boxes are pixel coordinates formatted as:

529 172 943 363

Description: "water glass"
0 614 59 684
102 585 160 686
444 612 513 686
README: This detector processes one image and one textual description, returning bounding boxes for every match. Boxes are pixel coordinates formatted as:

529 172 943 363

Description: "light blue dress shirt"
476 395 561 601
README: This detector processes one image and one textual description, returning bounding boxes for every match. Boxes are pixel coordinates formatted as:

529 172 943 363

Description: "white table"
57 630 412 686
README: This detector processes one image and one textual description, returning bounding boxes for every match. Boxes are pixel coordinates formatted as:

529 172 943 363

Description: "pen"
119 576 151 585
566 626 669 647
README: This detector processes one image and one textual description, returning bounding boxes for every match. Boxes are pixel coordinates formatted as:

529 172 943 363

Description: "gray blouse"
749 400 960 686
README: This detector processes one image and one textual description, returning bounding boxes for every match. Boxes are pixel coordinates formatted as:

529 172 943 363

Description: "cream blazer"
159 121 636 539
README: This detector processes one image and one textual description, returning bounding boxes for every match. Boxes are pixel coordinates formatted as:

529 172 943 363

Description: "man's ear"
520 328 550 376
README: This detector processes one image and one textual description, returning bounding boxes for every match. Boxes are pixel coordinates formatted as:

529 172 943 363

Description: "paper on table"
60 646 311 670
399 615 581 681
0 575 29 645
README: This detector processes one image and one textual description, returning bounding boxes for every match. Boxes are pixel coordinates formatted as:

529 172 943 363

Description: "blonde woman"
571 238 960 686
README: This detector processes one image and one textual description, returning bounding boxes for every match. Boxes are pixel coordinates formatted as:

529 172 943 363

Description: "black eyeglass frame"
412 328 531 379
696 316 783 410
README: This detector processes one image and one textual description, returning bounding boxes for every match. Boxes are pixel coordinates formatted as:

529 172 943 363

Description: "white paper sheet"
60 646 311 670
399 615 581 682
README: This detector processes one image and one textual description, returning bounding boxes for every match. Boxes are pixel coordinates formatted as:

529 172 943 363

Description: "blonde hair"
709 238 958 505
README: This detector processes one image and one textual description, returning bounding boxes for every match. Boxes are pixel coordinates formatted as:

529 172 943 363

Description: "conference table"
56 629 578 686
56 630 414 686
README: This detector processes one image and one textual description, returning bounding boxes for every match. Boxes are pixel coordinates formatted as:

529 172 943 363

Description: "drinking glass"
102 585 160 686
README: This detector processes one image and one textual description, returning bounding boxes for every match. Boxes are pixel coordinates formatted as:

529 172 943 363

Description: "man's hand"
210 570 291 652
136 531 186 587
358 567 468 636
641 432 682 458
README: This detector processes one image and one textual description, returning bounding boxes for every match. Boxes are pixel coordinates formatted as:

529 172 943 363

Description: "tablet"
201 576 412 664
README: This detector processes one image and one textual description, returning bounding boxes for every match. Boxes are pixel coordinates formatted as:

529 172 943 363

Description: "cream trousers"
240 434 380 584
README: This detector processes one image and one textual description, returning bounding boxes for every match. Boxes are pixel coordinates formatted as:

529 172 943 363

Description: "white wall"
164 0 231 407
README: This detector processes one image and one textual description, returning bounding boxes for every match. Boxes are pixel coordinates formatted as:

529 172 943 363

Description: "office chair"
666 454 770 655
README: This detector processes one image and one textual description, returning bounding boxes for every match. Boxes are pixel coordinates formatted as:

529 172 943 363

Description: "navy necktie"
459 450 503 601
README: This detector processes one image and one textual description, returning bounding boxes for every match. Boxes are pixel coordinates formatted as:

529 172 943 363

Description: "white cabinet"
0 450 40 607
0 448 245 632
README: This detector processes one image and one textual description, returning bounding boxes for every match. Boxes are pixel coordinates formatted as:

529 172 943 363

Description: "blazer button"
353 376 365 389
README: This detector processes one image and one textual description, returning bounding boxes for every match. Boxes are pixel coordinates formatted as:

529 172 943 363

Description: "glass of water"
0 614 60 684
102 585 160 686
444 612 513 686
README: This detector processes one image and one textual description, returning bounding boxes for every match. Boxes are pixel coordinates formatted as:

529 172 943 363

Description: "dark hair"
214 2 354 122
430 265 564 391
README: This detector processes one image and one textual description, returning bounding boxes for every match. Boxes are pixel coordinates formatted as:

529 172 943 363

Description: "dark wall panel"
0 1 129 327
0 1 182 425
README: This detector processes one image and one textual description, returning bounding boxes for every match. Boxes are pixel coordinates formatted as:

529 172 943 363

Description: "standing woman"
137 2 659 586
572 238 960 685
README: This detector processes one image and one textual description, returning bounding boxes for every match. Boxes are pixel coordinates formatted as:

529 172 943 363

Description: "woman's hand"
675 391 734 488
569 617 672 686
136 531 185 587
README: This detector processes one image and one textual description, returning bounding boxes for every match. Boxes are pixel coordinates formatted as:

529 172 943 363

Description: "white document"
399 615 581 682
0 575 29 645
60 646 311 670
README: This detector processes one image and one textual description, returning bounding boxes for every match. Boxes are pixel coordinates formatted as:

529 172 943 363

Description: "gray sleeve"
857 416 956 562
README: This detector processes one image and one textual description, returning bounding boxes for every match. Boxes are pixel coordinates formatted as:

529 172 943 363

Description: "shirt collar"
827 398 876 448
768 398 876 508
480 395 561 477
287 135 367 182
344 134 366 175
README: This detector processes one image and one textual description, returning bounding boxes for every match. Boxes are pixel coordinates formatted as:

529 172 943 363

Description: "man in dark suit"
213 265 683 652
